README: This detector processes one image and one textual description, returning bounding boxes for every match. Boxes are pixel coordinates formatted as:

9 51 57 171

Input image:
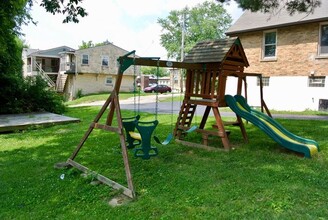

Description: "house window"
263 30 277 59
319 23 328 55
102 55 109 66
257 76 270 86
308 76 325 87
105 76 113 85
82 54 89 65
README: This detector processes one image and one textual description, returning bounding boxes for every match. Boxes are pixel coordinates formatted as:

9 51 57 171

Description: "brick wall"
236 22 328 76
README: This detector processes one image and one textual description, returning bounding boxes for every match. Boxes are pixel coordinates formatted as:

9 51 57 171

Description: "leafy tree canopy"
0 0 85 114
217 0 321 15
78 40 113 49
158 1 232 60
141 67 167 77
38 0 88 23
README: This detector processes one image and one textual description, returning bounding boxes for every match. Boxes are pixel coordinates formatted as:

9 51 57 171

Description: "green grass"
66 92 153 106
66 92 328 116
1 106 328 219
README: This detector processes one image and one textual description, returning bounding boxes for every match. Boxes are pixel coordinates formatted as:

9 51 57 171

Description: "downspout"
73 52 77 100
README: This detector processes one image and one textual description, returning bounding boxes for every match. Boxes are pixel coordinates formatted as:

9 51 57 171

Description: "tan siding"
73 73 134 95
75 44 135 75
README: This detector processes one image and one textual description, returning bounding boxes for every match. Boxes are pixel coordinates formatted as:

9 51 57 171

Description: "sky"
21 0 243 59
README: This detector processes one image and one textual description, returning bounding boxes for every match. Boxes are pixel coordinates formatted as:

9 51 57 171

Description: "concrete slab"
0 112 80 133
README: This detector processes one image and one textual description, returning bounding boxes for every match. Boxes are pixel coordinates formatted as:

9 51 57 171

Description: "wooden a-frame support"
61 51 223 199
60 49 271 199
64 51 137 199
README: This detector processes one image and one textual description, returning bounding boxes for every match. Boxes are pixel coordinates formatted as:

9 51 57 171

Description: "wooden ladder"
174 100 197 139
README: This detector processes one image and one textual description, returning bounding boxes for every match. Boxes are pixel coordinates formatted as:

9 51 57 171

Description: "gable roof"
76 42 128 53
28 46 75 58
226 1 328 35
183 37 248 66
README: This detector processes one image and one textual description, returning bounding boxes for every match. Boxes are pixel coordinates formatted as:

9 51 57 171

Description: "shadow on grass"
1 106 328 218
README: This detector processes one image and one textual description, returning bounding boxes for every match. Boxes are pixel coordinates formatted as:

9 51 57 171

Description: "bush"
0 74 66 114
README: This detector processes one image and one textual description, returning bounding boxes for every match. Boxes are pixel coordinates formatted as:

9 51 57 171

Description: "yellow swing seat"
129 131 141 140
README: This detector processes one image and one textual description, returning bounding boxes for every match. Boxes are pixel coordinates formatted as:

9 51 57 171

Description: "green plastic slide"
225 95 319 158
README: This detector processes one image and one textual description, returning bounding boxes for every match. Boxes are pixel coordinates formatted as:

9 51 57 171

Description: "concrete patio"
0 112 80 133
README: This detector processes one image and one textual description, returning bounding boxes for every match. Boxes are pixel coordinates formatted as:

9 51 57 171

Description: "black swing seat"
133 120 159 159
122 115 141 149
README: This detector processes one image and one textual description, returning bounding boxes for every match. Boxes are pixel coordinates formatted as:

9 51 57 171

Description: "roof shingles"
226 1 328 35
183 37 239 63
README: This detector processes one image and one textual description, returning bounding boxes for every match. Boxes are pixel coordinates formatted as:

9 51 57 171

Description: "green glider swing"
122 57 173 159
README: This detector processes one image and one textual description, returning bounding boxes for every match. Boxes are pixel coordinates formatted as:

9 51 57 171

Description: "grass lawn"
66 92 328 116
65 92 154 106
1 106 328 219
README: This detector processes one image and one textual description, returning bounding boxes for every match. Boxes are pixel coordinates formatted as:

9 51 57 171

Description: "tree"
0 0 87 114
217 0 321 15
141 67 167 77
158 1 232 60
78 40 113 49
39 0 87 23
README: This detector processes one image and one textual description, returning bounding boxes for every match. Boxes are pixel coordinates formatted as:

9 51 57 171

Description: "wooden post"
212 107 230 150
64 52 137 199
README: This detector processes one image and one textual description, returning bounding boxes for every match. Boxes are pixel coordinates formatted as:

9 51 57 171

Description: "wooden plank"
185 69 192 94
132 57 204 70
190 69 195 95
223 59 247 66
188 99 219 107
199 106 211 129
210 71 217 97
67 159 135 199
195 70 201 95
205 71 212 95
221 65 244 72
113 94 135 194
212 107 230 150
187 94 219 99
94 123 120 133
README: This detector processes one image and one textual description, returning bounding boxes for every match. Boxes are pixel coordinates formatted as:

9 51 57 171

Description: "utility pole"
180 9 186 93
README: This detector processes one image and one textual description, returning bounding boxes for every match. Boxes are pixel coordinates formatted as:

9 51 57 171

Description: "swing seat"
186 125 198 133
122 115 141 149
179 125 198 133
129 131 141 140
154 133 173 145
133 120 159 159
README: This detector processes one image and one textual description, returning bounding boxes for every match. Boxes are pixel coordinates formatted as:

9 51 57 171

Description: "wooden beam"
93 123 120 133
66 159 135 199
120 57 220 71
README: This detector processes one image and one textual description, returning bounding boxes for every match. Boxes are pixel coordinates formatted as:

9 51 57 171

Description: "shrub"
0 74 66 114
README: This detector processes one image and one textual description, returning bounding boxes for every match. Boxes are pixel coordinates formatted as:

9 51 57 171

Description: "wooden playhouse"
173 37 252 150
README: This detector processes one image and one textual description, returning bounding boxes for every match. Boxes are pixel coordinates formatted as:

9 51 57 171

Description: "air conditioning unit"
319 99 328 111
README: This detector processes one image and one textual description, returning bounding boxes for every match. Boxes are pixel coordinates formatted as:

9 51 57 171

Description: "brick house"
225 2 328 111
23 43 139 100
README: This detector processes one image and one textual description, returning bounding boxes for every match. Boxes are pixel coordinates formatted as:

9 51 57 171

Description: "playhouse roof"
183 37 248 65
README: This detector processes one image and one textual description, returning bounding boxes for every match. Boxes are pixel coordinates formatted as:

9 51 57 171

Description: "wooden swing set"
61 37 270 199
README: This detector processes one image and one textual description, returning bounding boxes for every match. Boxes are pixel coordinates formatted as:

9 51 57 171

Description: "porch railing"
35 62 56 88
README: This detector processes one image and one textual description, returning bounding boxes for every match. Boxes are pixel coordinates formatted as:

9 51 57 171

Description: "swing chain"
155 59 160 121
132 54 141 116
133 56 137 116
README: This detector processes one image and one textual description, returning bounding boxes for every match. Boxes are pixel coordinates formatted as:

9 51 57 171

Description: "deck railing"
35 62 56 88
